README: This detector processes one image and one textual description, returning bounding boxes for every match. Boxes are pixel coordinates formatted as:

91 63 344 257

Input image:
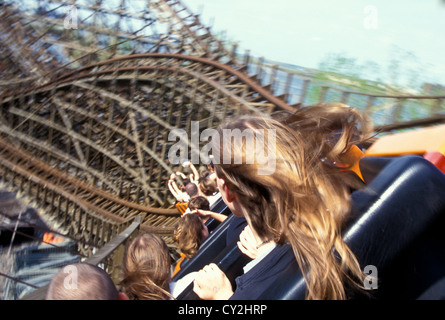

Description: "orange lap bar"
172 253 186 278
365 124 445 174
337 144 365 181
175 201 188 215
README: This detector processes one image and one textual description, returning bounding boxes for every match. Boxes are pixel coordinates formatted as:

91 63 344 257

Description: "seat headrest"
259 156 445 299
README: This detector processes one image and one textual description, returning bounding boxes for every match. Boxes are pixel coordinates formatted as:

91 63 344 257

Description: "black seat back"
259 156 445 299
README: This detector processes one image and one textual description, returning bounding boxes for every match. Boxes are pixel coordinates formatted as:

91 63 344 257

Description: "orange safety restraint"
335 144 366 182
172 253 186 278
365 124 445 174
175 201 189 215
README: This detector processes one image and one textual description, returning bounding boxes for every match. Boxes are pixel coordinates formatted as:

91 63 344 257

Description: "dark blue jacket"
229 243 296 300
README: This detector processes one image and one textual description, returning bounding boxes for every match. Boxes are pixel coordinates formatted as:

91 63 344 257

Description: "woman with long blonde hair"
193 103 373 300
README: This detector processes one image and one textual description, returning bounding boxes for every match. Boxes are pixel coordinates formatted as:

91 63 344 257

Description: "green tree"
318 52 362 78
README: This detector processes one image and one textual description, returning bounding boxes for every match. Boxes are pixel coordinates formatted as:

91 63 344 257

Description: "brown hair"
188 195 210 211
213 103 372 300
198 173 218 196
173 214 206 259
120 233 172 300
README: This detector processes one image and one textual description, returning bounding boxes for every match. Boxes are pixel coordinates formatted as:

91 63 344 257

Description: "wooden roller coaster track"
0 51 284 254
1 0 445 269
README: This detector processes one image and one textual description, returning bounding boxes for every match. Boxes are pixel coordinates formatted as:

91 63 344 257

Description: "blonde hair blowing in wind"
213 103 373 300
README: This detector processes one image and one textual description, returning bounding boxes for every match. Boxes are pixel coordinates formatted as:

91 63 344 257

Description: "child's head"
173 214 209 259
188 195 210 211
198 173 218 196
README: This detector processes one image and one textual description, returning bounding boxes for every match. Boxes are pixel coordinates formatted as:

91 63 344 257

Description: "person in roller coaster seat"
120 232 192 299
193 103 373 300
46 263 127 300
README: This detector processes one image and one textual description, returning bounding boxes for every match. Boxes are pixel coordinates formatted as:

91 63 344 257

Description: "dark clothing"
226 216 247 246
229 243 295 300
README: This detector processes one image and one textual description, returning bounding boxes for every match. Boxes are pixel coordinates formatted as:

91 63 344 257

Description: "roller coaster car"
174 125 445 300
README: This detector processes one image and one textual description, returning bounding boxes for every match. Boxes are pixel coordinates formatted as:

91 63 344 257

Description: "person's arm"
189 162 200 184
189 209 227 223
168 175 187 202
175 171 187 180
182 161 200 184
193 264 233 300
169 174 182 193
168 181 183 202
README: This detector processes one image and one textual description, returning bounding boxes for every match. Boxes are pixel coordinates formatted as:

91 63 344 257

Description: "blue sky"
182 0 445 86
